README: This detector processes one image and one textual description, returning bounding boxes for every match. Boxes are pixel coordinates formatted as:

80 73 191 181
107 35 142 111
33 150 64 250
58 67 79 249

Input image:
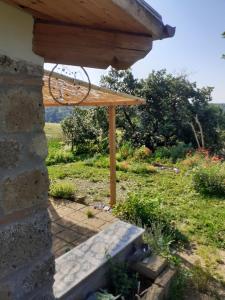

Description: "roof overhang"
43 71 145 107
4 0 175 69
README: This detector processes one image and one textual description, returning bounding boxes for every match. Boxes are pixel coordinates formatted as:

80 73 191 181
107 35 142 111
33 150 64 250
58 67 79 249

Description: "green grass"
48 159 225 250
49 180 77 199
45 122 225 287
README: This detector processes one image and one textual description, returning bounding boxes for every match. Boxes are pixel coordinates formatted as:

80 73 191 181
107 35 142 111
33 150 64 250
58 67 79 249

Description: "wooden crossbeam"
33 22 152 69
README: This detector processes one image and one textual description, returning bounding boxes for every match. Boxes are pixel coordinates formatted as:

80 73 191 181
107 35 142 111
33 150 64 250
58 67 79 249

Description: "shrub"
144 222 175 258
134 146 152 160
46 150 75 166
154 143 192 163
181 153 203 168
154 147 171 160
94 156 109 168
49 181 76 199
116 161 130 172
114 194 187 245
117 141 134 161
61 107 103 154
193 163 225 197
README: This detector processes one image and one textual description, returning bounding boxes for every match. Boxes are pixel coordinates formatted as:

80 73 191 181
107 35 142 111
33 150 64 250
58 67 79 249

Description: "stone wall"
0 55 55 299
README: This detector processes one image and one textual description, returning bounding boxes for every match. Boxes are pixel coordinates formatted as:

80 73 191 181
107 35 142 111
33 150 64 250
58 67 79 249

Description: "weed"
168 268 191 300
144 222 175 258
49 181 76 199
86 210 94 218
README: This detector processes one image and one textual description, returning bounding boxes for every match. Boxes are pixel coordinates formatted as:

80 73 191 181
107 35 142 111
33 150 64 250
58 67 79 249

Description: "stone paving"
48 198 118 258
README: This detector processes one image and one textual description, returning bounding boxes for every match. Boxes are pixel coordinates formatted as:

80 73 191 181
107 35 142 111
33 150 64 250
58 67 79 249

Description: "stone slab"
53 221 144 300
154 267 177 297
144 284 164 300
133 254 168 280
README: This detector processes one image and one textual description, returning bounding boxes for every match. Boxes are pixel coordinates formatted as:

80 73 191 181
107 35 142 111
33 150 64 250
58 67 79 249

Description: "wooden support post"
108 106 116 207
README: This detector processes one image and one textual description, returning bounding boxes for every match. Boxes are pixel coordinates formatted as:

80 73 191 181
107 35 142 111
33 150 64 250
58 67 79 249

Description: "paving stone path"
48 198 118 258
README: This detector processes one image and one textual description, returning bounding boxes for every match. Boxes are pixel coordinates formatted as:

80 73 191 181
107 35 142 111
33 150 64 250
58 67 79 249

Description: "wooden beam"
33 22 152 69
43 98 145 107
108 106 117 207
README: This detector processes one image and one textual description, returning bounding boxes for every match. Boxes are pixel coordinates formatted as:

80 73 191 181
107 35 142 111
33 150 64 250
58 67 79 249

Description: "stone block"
0 55 43 77
0 284 12 300
144 284 164 300
20 255 55 298
0 255 55 300
0 139 20 169
1 168 49 214
0 88 44 133
30 133 48 159
154 267 177 297
0 210 52 279
30 289 55 300
133 254 168 280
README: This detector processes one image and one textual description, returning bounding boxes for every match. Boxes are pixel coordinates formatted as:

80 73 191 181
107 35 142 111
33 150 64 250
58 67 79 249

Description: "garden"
46 69 225 299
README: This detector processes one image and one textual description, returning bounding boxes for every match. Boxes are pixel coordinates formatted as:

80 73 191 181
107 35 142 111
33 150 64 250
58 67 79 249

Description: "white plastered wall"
0 1 43 65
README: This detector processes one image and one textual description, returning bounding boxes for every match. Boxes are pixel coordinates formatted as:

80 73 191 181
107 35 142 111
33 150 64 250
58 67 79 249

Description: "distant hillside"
45 107 73 123
212 103 225 112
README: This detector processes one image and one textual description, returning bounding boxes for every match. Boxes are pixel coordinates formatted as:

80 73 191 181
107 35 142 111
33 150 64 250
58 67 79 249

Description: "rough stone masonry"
0 55 55 300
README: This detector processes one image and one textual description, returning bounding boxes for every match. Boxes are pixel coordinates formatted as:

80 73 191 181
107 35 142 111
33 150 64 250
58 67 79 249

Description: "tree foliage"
61 108 101 153
60 68 225 155
100 68 225 152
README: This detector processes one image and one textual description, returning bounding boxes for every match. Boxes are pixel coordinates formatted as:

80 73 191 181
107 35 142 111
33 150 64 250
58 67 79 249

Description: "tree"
100 68 142 143
61 108 101 153
100 68 224 152
137 70 215 149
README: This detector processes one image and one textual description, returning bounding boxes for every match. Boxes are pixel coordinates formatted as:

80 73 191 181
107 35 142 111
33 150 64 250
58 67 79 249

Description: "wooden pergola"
43 71 145 207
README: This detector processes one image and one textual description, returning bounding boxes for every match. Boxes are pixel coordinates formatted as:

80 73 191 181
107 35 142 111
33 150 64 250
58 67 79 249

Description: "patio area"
48 199 118 258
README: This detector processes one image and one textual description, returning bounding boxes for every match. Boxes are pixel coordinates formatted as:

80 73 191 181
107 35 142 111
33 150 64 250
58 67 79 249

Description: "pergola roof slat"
43 71 145 107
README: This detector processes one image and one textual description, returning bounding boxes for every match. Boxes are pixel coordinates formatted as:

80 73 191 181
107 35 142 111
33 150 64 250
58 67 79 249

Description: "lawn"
45 123 225 296
48 159 225 249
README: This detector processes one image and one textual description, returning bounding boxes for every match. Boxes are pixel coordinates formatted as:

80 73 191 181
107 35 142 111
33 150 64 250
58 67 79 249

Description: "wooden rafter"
43 71 145 107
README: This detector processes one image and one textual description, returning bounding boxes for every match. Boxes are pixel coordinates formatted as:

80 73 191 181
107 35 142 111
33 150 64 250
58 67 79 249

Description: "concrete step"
132 254 168 280
141 267 177 300
53 220 144 300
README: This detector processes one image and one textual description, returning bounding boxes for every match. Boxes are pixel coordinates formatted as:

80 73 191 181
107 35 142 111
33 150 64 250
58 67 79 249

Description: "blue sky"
45 0 225 102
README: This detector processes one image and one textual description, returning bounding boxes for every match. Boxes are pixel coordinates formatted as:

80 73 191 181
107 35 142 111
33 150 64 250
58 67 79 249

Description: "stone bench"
53 220 144 300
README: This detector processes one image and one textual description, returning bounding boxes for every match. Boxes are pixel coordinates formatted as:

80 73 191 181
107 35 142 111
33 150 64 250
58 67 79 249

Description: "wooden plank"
33 22 152 69
108 106 117 207
34 22 152 51
43 99 144 107
4 0 167 37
